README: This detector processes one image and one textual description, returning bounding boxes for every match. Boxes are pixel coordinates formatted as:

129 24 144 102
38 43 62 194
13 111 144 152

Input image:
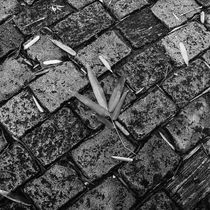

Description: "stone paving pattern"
0 0 210 210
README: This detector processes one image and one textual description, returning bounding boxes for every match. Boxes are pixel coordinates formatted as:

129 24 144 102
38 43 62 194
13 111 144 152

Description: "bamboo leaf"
75 93 109 117
111 90 129 120
108 76 125 112
99 55 112 73
32 95 44 113
43 60 62 65
23 35 40 50
86 64 108 110
111 156 133 162
200 11 205 24
50 39 76 56
179 42 189 66
0 189 32 206
95 114 113 129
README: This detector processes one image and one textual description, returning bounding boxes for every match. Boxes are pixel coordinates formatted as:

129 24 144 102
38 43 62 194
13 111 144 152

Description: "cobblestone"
0 90 46 138
24 158 85 210
30 61 87 112
116 7 169 48
72 128 135 180
196 0 210 6
151 0 201 28
53 2 114 48
13 0 74 35
76 30 131 76
166 148 210 210
119 89 176 140
69 176 136 210
0 129 7 153
162 59 210 108
0 0 20 22
71 74 136 130
166 92 210 152
115 43 173 92
0 143 39 191
119 134 180 196
22 107 90 166
161 22 210 66
137 192 179 210
0 55 34 102
103 0 150 19
0 21 23 58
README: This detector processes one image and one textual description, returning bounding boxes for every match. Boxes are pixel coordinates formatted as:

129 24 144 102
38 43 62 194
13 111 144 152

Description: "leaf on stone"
23 35 40 50
108 76 125 112
43 60 62 65
111 156 133 162
86 63 108 110
200 11 205 24
75 93 109 117
0 189 32 206
32 95 44 113
95 114 113 129
111 90 129 120
179 42 189 66
99 55 112 72
50 39 76 56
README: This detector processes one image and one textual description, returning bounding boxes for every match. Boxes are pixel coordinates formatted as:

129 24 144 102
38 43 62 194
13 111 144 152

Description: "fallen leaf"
200 11 205 24
43 60 62 65
179 42 189 66
0 189 31 206
23 35 40 50
111 90 129 120
111 156 133 162
95 114 113 129
50 39 76 56
86 64 108 110
32 95 44 113
108 76 125 112
99 55 112 73
75 93 109 117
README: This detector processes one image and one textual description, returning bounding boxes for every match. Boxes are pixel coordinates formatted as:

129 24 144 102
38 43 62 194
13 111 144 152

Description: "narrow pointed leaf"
50 39 76 56
0 190 31 206
75 93 109 117
108 76 125 112
23 35 40 50
86 64 108 110
43 60 62 65
95 114 113 129
111 90 128 120
99 55 112 72
179 42 189 66
200 11 205 24
111 156 133 162
115 121 129 136
32 95 44 112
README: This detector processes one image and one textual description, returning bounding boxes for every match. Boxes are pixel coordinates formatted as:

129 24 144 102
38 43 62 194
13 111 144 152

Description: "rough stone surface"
161 22 210 66
138 192 179 210
71 74 136 130
30 61 87 112
166 148 210 210
22 107 90 166
0 56 34 102
0 202 36 210
52 2 114 48
196 0 210 6
0 90 46 138
0 129 7 153
166 93 210 152
152 0 201 28
13 0 74 35
116 8 169 48
120 135 180 196
24 159 85 210
69 176 136 210
72 128 135 180
0 143 39 191
23 0 36 5
67 0 94 9
76 30 131 76
103 0 150 19
115 43 173 92
202 49 210 65
0 21 23 58
119 89 177 140
26 33 66 66
0 0 19 22
162 59 210 108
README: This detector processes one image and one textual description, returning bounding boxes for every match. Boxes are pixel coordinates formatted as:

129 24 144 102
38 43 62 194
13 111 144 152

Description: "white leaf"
179 42 189 66
200 11 205 24
43 60 62 65
111 156 133 162
23 35 40 50
99 55 112 73
32 95 44 113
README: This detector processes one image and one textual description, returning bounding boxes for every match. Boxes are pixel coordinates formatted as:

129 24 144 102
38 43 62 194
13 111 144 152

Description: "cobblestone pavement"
0 0 210 209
